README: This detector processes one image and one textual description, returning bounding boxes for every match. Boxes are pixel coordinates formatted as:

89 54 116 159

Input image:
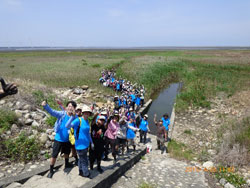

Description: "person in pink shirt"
104 113 120 163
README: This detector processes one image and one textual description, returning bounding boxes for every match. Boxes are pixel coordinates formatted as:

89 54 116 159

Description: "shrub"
0 108 18 134
215 166 246 187
216 117 250 167
3 132 41 162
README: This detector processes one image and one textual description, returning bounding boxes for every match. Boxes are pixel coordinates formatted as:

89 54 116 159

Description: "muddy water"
146 83 182 135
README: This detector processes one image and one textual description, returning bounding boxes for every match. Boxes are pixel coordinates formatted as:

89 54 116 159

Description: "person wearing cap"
161 113 170 140
126 107 136 120
95 111 108 124
42 100 77 178
154 114 167 152
139 113 150 144
104 113 120 163
66 105 94 178
89 115 106 173
126 118 139 152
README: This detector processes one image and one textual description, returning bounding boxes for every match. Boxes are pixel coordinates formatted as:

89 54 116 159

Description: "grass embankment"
1 50 249 111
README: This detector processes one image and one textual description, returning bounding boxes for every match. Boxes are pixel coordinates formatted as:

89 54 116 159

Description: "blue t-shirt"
123 99 127 105
135 97 141 106
127 122 136 139
71 117 91 150
130 94 136 102
139 119 148 132
54 114 71 142
116 83 120 90
161 117 170 131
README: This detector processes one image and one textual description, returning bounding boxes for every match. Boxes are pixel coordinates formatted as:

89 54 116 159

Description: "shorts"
52 140 71 158
117 138 127 145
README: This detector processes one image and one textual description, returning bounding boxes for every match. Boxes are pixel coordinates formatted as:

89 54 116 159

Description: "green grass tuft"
2 132 41 162
184 129 192 135
168 139 194 161
0 108 18 134
138 182 156 188
215 166 246 187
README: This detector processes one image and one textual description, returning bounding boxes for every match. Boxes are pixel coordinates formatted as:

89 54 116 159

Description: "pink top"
104 120 120 139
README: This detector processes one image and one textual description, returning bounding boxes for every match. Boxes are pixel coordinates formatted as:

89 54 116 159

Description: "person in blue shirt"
126 118 139 152
116 82 120 91
135 94 141 112
130 92 136 110
42 100 77 178
161 113 170 140
66 105 94 178
139 114 150 144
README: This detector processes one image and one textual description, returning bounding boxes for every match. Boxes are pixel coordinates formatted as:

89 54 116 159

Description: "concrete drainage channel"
0 100 152 188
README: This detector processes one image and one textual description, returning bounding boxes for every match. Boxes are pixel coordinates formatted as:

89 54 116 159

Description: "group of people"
42 99 153 179
41 70 171 179
0 75 171 180
99 69 146 112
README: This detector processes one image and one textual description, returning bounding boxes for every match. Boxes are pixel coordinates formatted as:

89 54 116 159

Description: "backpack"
69 117 81 145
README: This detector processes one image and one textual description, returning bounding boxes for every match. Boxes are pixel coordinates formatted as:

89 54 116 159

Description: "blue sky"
0 0 249 47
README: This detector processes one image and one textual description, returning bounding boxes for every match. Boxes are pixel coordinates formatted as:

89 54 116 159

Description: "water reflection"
146 83 182 135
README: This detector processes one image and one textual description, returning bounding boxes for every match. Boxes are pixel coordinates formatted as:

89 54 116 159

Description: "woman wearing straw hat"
66 105 94 178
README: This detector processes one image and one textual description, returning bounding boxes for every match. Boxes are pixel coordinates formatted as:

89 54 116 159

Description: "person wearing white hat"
89 115 106 173
66 105 93 178
95 110 108 124
139 113 150 144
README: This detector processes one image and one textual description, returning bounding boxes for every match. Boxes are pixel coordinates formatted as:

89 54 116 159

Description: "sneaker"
103 156 108 161
90 163 94 170
97 167 104 173
47 171 54 178
83 172 92 179
113 159 117 165
79 170 83 176
65 162 74 169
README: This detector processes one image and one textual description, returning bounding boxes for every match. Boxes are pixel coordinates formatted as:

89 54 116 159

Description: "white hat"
98 115 106 120
100 111 107 115
82 105 92 114
144 114 148 118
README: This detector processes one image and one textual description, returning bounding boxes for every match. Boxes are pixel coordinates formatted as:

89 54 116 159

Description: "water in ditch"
146 83 182 135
